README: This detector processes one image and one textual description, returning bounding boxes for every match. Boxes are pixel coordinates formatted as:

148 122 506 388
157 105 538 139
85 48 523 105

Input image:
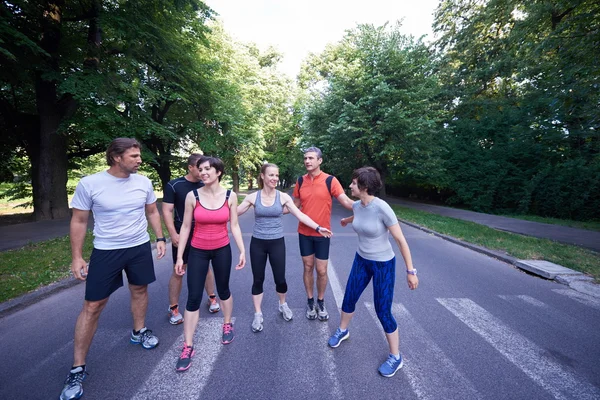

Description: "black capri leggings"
250 237 287 295
186 244 232 312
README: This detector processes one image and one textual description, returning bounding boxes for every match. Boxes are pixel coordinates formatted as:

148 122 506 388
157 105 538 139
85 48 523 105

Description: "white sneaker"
279 302 293 321
251 312 263 332
208 296 220 313
169 306 184 325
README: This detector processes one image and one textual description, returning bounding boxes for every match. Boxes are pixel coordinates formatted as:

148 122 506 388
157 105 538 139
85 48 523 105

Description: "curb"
0 241 165 320
399 219 600 299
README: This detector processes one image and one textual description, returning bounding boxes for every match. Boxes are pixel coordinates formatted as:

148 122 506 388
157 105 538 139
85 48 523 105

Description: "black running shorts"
85 241 155 301
298 233 330 260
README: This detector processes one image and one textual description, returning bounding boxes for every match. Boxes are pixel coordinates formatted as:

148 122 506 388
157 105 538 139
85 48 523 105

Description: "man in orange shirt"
293 147 354 320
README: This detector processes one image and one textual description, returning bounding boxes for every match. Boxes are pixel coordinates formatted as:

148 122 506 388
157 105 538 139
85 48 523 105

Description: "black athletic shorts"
171 225 193 264
298 233 331 260
85 241 155 301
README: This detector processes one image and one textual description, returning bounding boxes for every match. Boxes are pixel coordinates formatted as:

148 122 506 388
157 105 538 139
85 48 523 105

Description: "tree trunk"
231 171 240 193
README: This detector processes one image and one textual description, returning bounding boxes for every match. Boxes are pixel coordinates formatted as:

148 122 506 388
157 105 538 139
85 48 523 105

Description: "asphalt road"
1 201 599 400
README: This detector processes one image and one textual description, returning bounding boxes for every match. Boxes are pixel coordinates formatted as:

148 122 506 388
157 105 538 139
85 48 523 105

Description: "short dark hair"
197 155 225 181
352 166 383 195
258 163 278 189
106 138 141 166
187 153 203 166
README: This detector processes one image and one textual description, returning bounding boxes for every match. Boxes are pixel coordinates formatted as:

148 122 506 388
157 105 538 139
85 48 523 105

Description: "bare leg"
315 258 329 300
73 298 110 365
277 292 286 305
221 296 233 324
183 309 199 347
168 268 183 306
129 284 148 332
339 311 353 331
252 293 264 314
385 328 400 355
302 255 315 298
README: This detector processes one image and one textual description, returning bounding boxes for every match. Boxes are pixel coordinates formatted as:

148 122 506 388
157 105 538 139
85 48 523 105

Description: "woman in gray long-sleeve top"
237 163 332 333
328 166 418 378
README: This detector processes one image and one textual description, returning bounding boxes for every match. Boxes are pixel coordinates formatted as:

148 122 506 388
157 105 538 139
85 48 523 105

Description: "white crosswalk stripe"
552 289 600 310
131 318 231 400
365 302 481 400
437 298 600 400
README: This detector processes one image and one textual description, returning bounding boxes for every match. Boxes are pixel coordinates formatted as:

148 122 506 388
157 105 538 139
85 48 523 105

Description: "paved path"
1 198 598 253
384 197 600 253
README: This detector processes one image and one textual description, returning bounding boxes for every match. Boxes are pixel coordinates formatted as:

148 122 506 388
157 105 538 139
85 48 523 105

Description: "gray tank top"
253 190 284 240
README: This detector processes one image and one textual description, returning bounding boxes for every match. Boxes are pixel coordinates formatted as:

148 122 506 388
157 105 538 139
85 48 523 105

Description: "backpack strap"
297 174 334 196
192 189 200 202
225 189 231 200
325 175 333 196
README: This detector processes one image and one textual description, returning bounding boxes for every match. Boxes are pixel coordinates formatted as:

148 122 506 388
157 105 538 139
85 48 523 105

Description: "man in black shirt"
162 153 220 325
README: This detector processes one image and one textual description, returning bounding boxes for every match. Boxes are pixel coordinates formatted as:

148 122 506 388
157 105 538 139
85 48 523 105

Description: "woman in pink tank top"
174 156 246 372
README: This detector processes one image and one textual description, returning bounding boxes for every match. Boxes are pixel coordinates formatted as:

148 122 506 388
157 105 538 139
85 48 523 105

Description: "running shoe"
306 301 317 320
169 305 184 325
175 344 195 372
317 300 329 321
328 328 349 348
208 296 220 313
222 323 234 344
279 302 293 321
130 327 159 349
378 354 403 377
251 312 263 333
59 366 88 400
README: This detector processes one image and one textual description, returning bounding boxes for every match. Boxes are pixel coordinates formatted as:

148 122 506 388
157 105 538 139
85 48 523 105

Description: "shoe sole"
318 314 329 321
379 360 404 377
281 314 293 321
209 308 220 313
306 313 317 320
222 337 234 344
130 339 159 349
169 318 184 325
329 332 349 348
251 326 263 332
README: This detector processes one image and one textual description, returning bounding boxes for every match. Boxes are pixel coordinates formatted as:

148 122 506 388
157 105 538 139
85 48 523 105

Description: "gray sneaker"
60 366 88 400
130 327 159 349
317 301 329 321
251 312 263 332
306 302 317 320
279 302 293 321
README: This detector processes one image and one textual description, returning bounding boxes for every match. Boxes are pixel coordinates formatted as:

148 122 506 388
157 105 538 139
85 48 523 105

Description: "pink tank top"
190 189 231 250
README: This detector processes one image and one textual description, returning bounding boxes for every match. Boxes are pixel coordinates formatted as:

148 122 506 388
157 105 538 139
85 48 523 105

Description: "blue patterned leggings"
341 253 397 334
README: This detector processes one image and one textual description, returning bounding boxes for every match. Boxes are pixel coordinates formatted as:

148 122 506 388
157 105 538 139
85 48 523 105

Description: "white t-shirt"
71 171 156 250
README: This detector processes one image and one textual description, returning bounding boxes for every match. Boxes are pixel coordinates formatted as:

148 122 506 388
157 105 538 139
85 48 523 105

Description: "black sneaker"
176 344 195 372
60 366 88 400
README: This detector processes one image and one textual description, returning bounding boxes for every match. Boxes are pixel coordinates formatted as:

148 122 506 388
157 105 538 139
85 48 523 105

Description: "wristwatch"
156 237 166 243
315 226 321 233
406 269 417 276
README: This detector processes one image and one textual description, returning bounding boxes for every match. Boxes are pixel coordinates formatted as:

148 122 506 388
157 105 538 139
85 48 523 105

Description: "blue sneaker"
328 328 349 348
378 354 403 377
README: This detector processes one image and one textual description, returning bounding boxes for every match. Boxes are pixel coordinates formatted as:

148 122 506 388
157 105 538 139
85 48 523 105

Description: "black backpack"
296 175 334 196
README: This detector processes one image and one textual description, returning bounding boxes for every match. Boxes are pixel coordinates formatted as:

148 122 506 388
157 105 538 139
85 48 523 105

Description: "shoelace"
223 323 233 334
66 370 88 385
334 329 346 339
180 346 193 359
386 356 399 367
139 329 154 341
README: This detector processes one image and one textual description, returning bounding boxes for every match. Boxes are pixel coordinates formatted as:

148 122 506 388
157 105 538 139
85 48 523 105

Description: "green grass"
500 214 600 232
393 205 600 281
0 233 94 303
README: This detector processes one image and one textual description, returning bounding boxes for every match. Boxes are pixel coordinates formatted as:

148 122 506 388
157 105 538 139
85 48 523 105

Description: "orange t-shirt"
293 172 344 236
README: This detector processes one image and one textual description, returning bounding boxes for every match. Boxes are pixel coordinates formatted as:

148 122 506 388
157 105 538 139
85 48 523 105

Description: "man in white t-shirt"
59 138 166 400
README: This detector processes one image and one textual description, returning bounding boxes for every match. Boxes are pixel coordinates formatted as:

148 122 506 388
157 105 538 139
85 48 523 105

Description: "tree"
299 23 445 195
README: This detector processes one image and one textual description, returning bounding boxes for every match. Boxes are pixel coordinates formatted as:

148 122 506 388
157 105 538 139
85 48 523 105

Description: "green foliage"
299 23 446 193
433 0 600 220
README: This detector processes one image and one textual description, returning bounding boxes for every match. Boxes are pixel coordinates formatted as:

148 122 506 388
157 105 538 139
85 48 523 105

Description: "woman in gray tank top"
238 163 332 333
